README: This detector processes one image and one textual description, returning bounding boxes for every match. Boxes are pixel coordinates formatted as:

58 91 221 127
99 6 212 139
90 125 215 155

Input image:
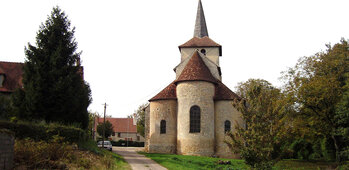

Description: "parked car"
97 141 112 151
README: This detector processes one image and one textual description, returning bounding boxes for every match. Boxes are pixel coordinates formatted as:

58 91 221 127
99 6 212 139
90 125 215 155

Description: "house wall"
148 100 177 154
111 132 144 142
214 100 243 158
176 81 215 156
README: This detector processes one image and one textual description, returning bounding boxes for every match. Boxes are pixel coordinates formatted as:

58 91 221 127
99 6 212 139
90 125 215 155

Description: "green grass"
140 152 349 170
78 140 131 170
139 152 247 170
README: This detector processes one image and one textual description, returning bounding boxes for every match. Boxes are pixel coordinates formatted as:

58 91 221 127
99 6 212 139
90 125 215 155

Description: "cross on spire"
194 0 209 38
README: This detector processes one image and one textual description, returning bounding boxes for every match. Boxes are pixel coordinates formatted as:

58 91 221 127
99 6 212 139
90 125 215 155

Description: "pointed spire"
194 0 209 38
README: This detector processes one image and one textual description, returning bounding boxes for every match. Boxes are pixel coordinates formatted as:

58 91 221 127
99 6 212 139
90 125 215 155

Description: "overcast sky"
1 0 349 118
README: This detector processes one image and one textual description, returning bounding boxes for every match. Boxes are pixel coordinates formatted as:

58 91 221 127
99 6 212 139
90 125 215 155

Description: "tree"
225 79 291 169
97 120 114 139
134 103 148 137
282 39 349 162
14 7 91 129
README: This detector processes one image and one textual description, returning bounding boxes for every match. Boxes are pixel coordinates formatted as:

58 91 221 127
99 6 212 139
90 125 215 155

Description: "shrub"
14 138 72 169
0 120 86 143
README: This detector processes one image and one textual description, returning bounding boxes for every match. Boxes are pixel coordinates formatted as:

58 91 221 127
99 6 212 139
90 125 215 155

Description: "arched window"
190 105 200 133
224 120 231 133
160 120 166 134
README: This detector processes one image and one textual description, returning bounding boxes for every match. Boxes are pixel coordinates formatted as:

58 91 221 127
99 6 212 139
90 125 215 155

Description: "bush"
0 120 86 143
15 137 72 169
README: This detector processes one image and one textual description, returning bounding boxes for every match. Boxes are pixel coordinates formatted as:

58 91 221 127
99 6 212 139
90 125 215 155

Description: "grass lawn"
139 152 247 170
140 152 349 170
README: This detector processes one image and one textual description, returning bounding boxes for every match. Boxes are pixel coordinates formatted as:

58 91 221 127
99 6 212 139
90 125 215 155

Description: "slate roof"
0 61 24 93
194 0 208 38
95 117 137 133
175 51 217 84
149 81 177 101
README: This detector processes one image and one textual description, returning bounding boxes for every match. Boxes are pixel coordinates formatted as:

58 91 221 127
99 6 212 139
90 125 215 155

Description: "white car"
97 141 112 151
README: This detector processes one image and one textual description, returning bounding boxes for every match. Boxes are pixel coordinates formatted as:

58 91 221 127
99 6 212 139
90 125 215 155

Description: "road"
113 147 167 170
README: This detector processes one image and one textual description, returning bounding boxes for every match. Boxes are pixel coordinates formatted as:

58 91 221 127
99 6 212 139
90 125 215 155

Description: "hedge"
0 120 86 143
111 139 144 147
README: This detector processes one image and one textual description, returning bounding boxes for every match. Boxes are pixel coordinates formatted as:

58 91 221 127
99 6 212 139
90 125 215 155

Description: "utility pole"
102 103 107 148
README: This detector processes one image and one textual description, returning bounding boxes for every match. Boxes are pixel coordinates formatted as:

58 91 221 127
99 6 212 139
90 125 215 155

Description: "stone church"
145 0 243 158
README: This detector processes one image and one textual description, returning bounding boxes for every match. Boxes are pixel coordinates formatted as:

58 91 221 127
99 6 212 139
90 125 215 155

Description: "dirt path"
113 147 167 170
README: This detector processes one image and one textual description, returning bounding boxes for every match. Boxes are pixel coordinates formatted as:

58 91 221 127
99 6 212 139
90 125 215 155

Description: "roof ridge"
175 51 217 84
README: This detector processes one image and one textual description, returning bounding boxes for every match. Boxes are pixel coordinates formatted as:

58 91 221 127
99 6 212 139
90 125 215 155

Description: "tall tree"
97 120 114 139
15 7 91 129
282 39 349 161
134 103 148 137
225 79 291 169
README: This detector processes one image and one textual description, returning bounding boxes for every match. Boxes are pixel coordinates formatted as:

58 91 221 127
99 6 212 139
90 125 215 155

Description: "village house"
94 117 145 142
0 61 23 96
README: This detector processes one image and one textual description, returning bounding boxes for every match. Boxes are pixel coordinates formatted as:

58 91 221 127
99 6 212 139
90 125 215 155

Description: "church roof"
175 51 217 84
214 80 241 101
149 81 177 101
0 61 23 93
178 37 222 56
194 0 208 38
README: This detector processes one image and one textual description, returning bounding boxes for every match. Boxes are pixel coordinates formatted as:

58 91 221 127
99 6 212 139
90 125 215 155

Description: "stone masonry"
0 131 14 170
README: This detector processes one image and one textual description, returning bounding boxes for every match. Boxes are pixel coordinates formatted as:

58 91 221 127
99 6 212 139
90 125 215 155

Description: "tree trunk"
331 135 340 162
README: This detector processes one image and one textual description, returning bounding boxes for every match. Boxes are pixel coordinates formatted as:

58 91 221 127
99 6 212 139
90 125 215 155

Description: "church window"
200 49 206 55
190 105 200 133
224 120 231 133
160 120 166 134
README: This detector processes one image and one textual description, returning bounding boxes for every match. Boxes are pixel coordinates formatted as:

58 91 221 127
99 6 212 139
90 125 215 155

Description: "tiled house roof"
149 81 177 101
95 117 137 133
0 62 23 93
179 36 221 47
214 80 241 101
179 36 222 56
175 51 217 84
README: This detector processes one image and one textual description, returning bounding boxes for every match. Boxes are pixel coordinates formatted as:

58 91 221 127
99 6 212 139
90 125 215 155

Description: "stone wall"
144 104 150 152
148 100 177 154
214 101 243 158
180 47 220 65
176 81 215 156
0 131 14 170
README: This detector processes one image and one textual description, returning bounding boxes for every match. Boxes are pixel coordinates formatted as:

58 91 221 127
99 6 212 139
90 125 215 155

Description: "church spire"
194 0 208 38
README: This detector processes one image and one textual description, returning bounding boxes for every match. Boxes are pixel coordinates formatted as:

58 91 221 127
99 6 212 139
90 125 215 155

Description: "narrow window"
0 74 4 87
160 120 166 134
112 132 115 136
118 133 121 137
190 105 200 133
224 120 231 133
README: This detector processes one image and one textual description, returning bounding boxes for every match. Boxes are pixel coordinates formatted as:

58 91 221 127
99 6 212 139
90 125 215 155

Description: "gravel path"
113 147 167 170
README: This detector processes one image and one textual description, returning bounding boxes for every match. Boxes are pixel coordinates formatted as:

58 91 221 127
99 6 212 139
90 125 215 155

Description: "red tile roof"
0 62 23 93
175 51 217 85
95 117 137 133
214 80 241 101
179 36 222 56
149 81 177 101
